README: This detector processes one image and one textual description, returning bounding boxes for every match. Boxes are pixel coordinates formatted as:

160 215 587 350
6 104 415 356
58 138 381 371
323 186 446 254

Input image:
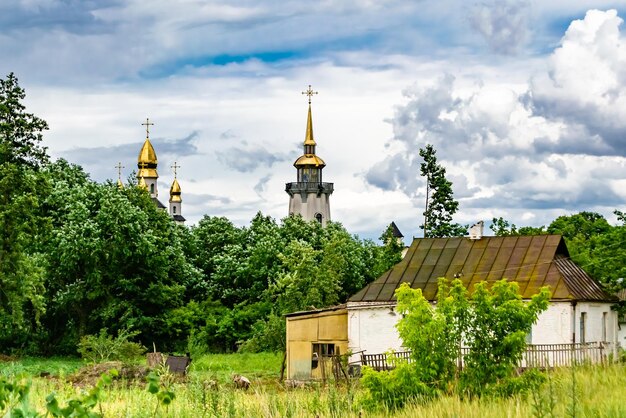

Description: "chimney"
468 221 484 240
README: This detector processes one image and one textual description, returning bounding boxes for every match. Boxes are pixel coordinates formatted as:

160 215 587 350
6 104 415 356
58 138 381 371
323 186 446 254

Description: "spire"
304 104 316 147
170 161 182 203
302 85 318 148
115 161 125 188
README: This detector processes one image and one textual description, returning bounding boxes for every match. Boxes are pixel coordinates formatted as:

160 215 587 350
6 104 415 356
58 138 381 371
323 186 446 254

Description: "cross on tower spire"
115 162 125 181
171 161 180 178
141 118 154 138
302 84 318 104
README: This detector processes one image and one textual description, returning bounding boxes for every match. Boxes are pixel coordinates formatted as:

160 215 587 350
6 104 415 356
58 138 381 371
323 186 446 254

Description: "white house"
347 234 619 365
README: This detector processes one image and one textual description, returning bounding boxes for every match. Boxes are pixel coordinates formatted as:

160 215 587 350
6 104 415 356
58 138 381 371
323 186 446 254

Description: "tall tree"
419 144 466 237
0 73 50 346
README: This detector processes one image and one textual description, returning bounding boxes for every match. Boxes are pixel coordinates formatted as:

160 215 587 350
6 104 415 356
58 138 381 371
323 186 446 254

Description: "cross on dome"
141 118 154 138
302 85 318 104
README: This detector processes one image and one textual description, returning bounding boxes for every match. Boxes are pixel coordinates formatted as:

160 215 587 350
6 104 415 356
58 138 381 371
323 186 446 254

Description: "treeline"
0 74 403 355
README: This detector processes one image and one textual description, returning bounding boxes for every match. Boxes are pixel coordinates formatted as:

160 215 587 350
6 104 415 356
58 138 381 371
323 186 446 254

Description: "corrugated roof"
349 235 614 303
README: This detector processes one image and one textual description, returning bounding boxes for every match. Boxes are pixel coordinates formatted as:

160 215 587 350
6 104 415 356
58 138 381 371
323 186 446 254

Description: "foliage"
361 363 431 410
0 73 50 350
45 370 117 418
77 328 146 364
490 217 547 236
418 144 466 238
362 279 550 408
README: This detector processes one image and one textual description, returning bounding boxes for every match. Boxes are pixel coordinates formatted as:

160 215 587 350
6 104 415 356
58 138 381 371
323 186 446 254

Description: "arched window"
150 184 155 194
315 213 323 224
173 206 177 214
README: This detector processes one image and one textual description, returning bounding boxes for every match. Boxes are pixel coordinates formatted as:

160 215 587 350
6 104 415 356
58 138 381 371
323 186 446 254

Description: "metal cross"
171 161 180 178
115 162 125 180
302 84 318 104
141 118 154 138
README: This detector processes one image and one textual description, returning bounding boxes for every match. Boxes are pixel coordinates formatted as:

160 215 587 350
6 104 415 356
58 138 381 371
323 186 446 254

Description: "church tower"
137 118 159 199
169 162 185 224
285 85 333 225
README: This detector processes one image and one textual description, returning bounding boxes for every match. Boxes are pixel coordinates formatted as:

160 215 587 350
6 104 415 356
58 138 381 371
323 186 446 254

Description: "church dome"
170 178 182 202
294 154 326 168
137 139 158 178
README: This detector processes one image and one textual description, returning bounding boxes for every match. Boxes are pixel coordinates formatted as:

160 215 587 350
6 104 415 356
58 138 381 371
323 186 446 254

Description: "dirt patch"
68 362 149 387
0 354 17 362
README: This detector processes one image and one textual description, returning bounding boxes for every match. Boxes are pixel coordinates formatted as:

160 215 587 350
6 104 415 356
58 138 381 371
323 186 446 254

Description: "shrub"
77 328 146 363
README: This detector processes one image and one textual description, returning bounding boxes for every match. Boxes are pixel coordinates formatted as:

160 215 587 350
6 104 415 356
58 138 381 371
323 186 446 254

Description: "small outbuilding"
285 305 348 381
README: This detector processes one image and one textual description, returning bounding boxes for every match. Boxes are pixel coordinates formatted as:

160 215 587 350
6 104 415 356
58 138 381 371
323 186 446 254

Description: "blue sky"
2 0 626 240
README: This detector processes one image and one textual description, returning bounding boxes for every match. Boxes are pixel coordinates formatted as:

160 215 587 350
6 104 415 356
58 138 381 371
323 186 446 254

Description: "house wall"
286 309 348 380
347 303 403 363
347 301 618 363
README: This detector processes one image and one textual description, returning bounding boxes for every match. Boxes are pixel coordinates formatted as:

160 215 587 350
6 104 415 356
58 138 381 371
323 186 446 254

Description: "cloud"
469 0 530 54
529 9 626 157
253 173 272 196
216 145 294 173
366 8 626 223
60 131 199 181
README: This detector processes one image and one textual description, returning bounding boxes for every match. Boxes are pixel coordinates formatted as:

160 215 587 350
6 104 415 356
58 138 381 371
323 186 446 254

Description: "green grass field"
2 354 626 417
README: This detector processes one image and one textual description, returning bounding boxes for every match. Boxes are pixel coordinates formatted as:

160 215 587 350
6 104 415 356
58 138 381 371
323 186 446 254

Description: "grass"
2 355 626 417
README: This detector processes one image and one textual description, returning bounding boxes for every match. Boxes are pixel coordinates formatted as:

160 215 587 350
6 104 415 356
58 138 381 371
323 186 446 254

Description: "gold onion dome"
170 178 182 202
294 104 326 168
137 139 158 178
117 178 124 188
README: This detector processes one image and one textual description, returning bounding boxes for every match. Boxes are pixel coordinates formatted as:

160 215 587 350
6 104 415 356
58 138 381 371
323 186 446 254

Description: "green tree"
362 278 550 408
490 217 546 236
419 144 466 238
43 176 194 352
0 73 50 347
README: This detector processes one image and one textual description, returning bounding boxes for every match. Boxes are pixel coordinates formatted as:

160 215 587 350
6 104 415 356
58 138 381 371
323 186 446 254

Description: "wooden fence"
361 342 614 371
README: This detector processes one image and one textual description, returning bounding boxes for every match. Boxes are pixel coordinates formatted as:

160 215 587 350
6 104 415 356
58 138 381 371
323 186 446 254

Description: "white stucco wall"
617 319 626 348
288 192 331 225
574 302 617 344
348 300 618 362
347 303 404 363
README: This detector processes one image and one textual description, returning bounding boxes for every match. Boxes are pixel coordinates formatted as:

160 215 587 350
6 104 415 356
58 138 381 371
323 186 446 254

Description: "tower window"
315 213 322 224
173 206 176 214
150 184 155 194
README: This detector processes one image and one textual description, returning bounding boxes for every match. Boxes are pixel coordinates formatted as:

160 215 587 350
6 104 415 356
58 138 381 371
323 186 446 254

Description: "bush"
77 328 146 363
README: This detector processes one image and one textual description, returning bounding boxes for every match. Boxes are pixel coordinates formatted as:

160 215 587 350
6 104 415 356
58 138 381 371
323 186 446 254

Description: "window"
602 312 608 342
315 213 323 224
150 184 155 194
311 343 335 369
173 206 176 214
580 312 587 343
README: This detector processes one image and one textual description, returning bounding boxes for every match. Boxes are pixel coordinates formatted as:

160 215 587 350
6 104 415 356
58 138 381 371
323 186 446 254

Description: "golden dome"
137 139 158 178
117 179 124 189
169 178 182 202
294 154 326 168
138 138 157 165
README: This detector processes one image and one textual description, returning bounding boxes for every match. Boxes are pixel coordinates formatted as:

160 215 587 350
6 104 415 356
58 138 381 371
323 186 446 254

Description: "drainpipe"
571 301 577 343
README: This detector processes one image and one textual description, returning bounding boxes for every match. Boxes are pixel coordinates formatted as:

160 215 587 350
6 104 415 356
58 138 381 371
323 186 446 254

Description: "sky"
2 0 626 241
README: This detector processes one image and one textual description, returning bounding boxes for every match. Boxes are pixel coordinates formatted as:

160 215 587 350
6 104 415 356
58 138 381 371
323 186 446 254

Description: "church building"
285 86 333 225
122 118 186 224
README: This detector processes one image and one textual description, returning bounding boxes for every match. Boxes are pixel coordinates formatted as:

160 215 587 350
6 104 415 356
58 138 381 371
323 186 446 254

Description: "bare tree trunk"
424 179 430 237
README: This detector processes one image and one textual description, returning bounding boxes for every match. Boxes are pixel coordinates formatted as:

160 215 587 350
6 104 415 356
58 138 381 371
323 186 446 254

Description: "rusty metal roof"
349 235 614 303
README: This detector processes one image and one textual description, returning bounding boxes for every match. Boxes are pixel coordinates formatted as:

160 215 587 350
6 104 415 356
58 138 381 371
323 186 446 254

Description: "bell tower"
285 85 334 225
